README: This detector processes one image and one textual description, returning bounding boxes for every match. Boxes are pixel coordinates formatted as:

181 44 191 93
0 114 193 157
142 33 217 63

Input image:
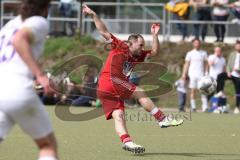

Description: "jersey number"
0 30 18 63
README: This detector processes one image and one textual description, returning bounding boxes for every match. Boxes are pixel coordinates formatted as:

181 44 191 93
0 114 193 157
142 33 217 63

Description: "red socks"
120 134 132 144
151 107 166 122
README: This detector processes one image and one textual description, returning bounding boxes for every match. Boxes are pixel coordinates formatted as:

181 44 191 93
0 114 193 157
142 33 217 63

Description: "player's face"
214 47 222 57
41 6 49 18
235 43 240 52
193 40 201 49
130 38 145 57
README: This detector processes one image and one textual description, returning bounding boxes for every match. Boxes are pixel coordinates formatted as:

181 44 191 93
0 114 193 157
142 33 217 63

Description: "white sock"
190 99 196 109
125 141 134 145
38 156 57 160
201 94 208 111
150 107 159 115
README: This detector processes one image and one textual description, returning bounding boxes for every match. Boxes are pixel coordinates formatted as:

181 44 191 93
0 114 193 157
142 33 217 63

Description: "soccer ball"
198 76 217 95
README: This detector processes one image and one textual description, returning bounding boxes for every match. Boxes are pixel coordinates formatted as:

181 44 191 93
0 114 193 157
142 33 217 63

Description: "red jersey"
100 34 150 81
98 34 151 98
97 34 151 119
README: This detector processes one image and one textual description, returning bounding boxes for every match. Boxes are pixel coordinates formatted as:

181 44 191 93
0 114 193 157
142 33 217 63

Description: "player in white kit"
182 38 209 112
0 0 58 160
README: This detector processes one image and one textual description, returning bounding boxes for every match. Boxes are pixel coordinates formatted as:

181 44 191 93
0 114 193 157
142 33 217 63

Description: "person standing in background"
189 0 211 42
211 0 229 42
59 0 77 36
208 46 226 80
229 0 240 24
175 77 189 112
216 40 240 114
182 38 209 112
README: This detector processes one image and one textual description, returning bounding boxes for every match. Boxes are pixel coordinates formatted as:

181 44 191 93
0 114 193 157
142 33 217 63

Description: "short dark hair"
236 39 240 44
128 34 144 42
19 0 51 20
192 38 200 43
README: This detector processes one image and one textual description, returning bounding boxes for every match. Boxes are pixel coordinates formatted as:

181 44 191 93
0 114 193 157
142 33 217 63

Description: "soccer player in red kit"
83 5 183 154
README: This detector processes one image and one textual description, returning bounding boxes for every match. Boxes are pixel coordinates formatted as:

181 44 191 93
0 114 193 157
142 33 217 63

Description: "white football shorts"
0 94 53 140
189 77 201 89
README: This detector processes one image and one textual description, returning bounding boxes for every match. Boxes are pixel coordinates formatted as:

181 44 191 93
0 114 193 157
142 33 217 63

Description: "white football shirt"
208 54 226 80
0 15 49 99
185 49 208 78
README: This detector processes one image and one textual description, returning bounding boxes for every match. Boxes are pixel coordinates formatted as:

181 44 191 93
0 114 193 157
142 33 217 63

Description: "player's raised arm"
150 23 160 57
83 4 111 41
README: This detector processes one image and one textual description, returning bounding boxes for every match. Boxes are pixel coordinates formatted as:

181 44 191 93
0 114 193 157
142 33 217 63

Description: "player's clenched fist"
151 23 160 35
83 4 96 16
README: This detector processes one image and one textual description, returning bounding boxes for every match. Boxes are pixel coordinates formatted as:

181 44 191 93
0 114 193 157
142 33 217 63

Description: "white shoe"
122 142 145 154
233 107 240 114
159 117 184 128
202 107 208 112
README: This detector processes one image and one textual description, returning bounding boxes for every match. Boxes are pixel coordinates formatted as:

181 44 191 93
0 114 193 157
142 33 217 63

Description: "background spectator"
208 46 226 105
216 40 240 114
67 67 99 107
59 0 77 36
189 0 211 42
165 0 190 41
211 0 229 42
60 81 81 105
229 0 240 24
208 46 226 80
175 77 188 112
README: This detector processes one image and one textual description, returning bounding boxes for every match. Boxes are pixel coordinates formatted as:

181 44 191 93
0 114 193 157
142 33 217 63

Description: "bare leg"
131 86 183 128
35 133 58 160
131 87 157 112
112 108 146 154
112 109 128 137
190 88 197 110
201 94 208 112
112 109 145 154
132 87 165 121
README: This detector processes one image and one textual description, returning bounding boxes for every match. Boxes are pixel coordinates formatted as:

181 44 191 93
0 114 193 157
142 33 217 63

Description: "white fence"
0 1 239 41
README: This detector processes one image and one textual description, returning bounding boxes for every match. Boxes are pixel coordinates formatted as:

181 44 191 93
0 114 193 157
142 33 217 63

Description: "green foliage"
77 35 96 46
42 36 99 84
68 65 89 84
43 37 76 58
43 35 97 60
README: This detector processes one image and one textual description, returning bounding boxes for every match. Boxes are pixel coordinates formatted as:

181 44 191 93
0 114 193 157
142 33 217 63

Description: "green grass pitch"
0 107 239 160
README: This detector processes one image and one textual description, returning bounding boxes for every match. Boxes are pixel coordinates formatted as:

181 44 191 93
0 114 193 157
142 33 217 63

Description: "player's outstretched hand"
151 23 160 35
83 4 96 16
37 74 55 96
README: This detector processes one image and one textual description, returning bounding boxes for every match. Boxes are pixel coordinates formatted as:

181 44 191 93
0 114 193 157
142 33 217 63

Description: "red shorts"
97 77 136 120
